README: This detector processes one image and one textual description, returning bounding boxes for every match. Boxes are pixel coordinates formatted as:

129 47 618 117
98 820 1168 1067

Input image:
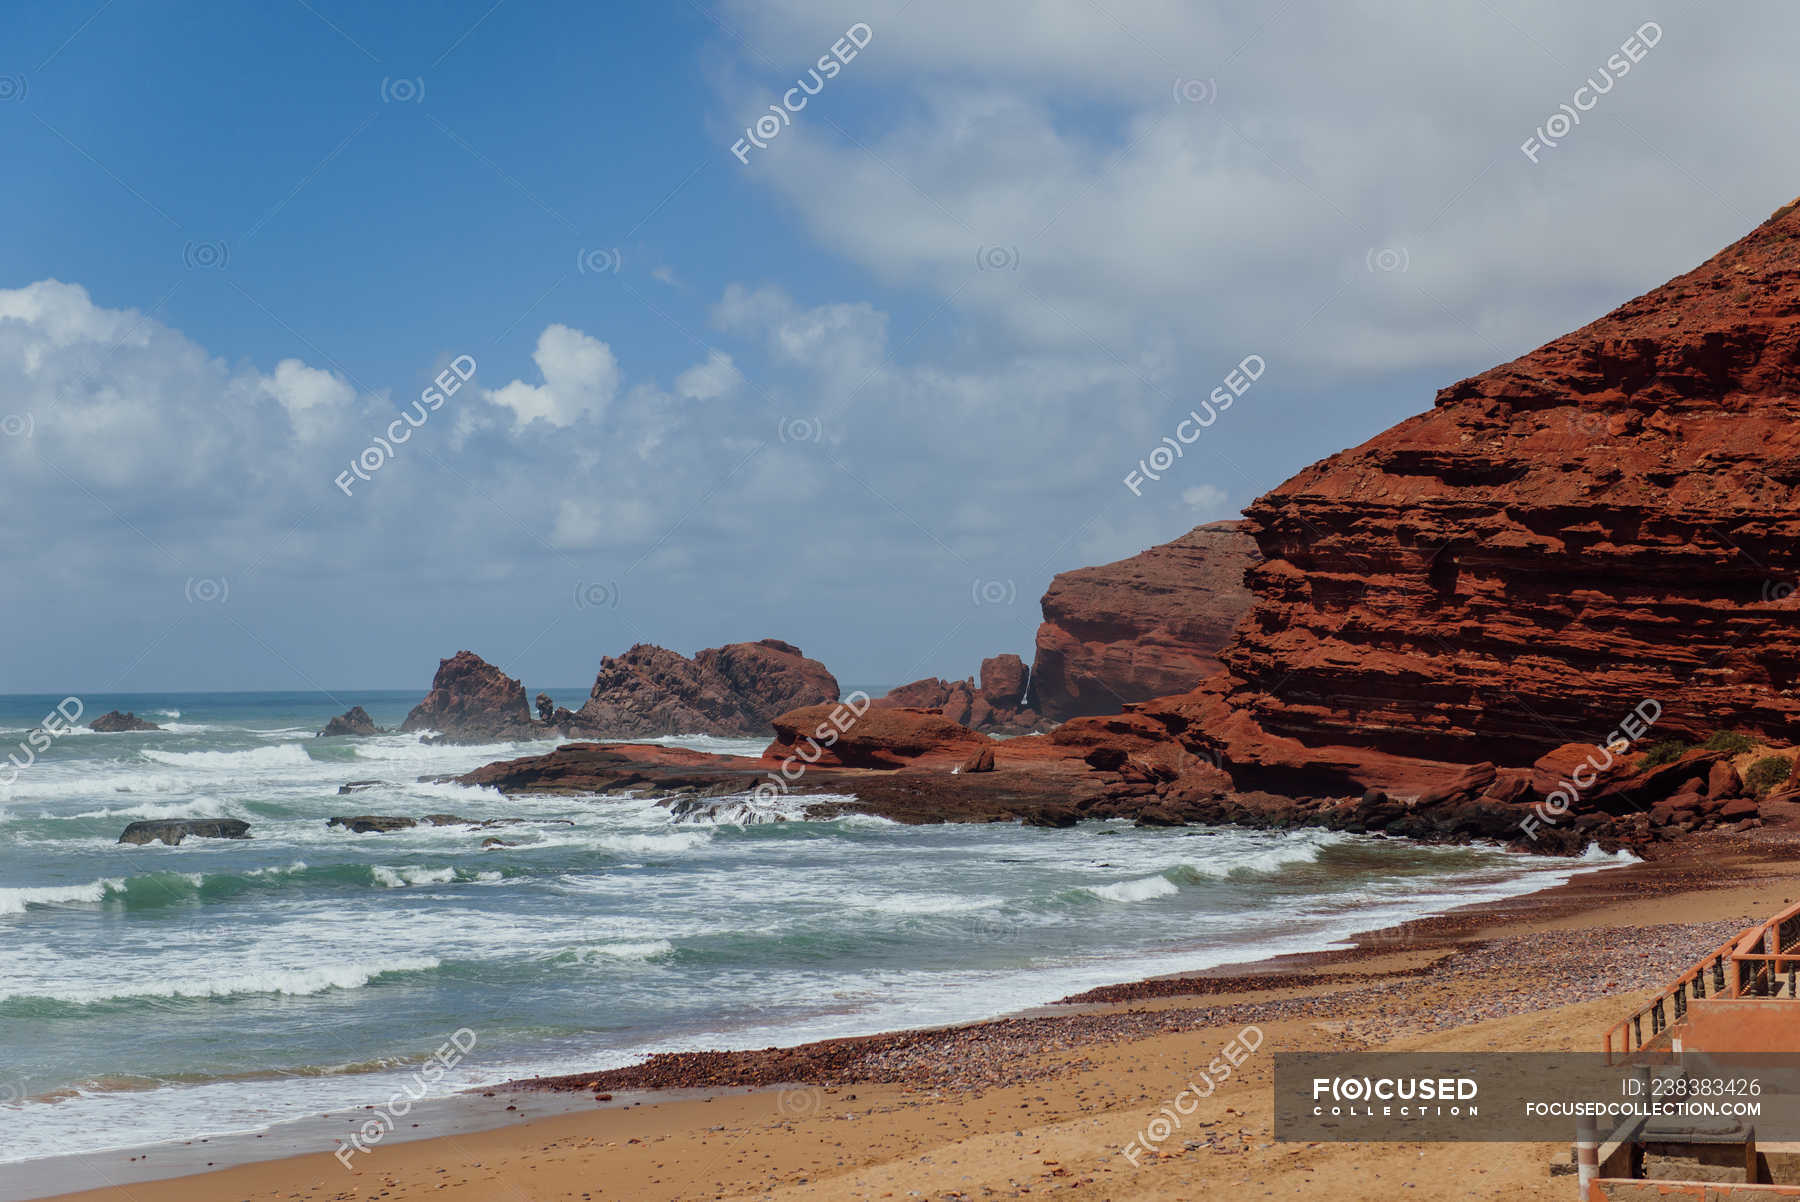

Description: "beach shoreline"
24 826 1797 1202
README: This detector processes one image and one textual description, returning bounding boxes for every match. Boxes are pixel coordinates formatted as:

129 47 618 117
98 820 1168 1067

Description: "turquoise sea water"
0 690 1627 1164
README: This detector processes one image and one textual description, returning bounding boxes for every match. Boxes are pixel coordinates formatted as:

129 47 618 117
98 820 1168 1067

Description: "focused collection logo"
1311 1075 1479 1118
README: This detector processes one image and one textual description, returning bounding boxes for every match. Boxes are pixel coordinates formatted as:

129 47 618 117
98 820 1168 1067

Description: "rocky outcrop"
872 654 1043 733
766 704 992 769
960 746 996 773
90 711 161 732
454 697 1785 852
400 651 536 743
318 706 384 737
328 814 421 834
1030 521 1259 722
1184 197 1800 794
326 813 556 833
118 819 249 845
572 639 839 737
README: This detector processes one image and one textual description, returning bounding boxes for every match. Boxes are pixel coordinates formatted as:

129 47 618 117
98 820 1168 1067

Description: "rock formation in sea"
1028 521 1259 722
872 653 1043 734
1179 195 1800 798
89 710 161 732
399 650 536 743
449 199 1800 857
571 639 839 737
318 705 384 737
118 818 249 845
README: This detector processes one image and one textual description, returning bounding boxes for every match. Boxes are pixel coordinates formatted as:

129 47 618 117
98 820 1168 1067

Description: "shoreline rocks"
872 653 1044 734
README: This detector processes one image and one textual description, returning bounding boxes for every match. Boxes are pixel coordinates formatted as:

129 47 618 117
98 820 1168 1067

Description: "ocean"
0 689 1629 1165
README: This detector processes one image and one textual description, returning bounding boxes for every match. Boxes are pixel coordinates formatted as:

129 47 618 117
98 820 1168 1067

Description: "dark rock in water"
327 812 565 834
664 796 791 825
536 693 556 723
119 819 249 846
91 710 161 733
318 706 384 737
338 780 387 794
328 815 417 834
1022 805 1079 828
481 837 517 849
1133 807 1184 828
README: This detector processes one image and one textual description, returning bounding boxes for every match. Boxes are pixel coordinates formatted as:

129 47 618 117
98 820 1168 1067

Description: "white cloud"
1181 484 1229 514
714 284 888 376
260 358 354 442
550 496 662 549
484 323 621 429
712 0 1800 379
674 349 742 400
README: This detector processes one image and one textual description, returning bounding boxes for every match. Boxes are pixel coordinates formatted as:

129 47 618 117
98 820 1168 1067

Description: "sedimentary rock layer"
1200 197 1800 791
1030 520 1258 722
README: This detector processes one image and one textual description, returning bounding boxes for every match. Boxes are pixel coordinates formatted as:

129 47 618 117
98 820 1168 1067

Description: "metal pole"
1576 1114 1599 1199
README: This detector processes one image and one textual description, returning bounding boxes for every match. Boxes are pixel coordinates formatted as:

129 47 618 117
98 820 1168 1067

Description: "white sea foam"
526 830 713 856
0 879 122 915
67 800 253 822
845 892 1004 915
244 860 309 877
1083 874 1180 903
371 865 459 888
0 956 442 1004
561 939 675 962
141 744 316 770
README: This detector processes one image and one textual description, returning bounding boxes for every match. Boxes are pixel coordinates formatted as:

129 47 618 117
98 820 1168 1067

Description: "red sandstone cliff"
1030 521 1259 721
1189 196 1800 795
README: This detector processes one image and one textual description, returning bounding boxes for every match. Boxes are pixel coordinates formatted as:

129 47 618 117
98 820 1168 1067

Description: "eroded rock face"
871 653 1043 734
399 651 536 743
1030 521 1259 722
90 711 161 732
1195 198 1800 789
572 639 839 737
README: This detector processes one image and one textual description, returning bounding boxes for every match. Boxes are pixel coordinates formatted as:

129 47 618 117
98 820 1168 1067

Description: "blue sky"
2 0 1796 694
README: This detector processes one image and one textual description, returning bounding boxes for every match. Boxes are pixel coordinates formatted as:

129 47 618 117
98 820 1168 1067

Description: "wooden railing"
1604 901 1800 1062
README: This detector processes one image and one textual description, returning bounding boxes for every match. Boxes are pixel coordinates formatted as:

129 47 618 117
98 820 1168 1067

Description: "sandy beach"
27 830 1799 1202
